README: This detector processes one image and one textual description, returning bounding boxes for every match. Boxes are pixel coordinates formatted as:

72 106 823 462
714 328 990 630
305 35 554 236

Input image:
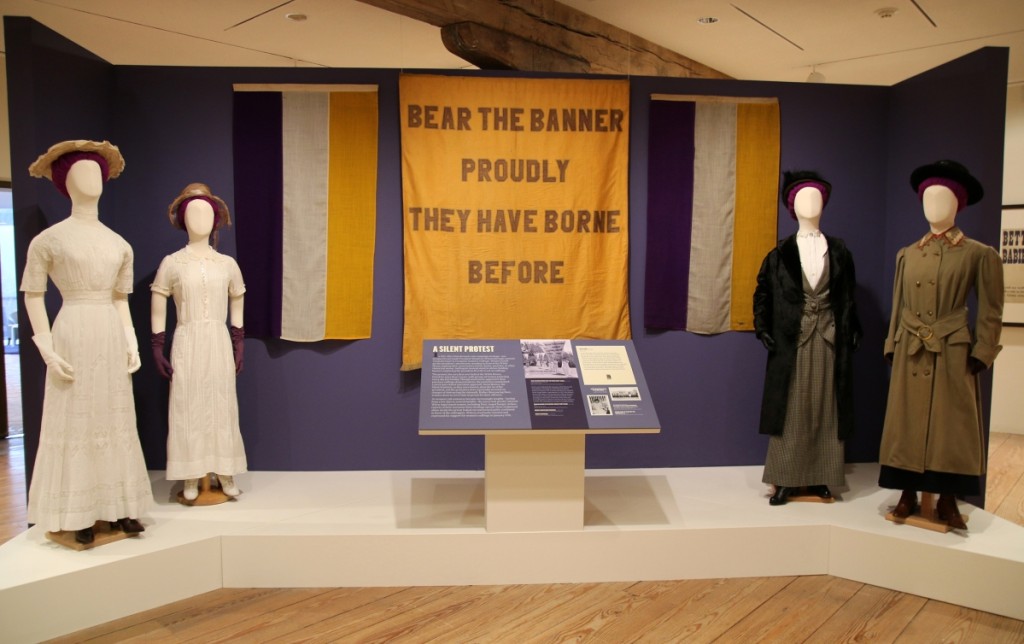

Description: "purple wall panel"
6 17 1008 479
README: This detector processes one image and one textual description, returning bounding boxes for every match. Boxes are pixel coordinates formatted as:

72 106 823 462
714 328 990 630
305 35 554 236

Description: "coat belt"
899 307 968 355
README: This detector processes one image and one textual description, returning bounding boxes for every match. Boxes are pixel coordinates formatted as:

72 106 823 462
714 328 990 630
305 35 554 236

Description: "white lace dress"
20 217 153 532
152 248 247 480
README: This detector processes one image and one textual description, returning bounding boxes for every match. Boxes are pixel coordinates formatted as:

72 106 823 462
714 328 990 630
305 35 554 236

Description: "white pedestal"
485 433 586 532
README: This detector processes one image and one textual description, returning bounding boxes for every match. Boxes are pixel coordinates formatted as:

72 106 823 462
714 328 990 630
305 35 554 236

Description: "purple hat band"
918 177 968 212
50 152 110 198
176 196 221 229
786 180 829 219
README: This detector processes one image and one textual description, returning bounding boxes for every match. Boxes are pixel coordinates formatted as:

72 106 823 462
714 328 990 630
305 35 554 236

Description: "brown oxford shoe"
936 494 967 530
892 490 918 519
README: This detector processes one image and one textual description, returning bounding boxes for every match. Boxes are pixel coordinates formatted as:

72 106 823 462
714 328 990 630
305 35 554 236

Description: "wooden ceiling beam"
441 22 590 73
356 0 731 79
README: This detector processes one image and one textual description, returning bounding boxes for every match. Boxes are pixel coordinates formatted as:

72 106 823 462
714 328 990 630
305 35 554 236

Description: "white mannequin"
25 159 140 380
149 199 243 331
151 199 244 334
151 198 244 500
922 184 959 233
22 150 151 543
794 186 828 289
793 185 824 232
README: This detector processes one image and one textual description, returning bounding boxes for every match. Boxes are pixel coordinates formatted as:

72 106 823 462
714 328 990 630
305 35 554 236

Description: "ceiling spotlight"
697 16 719 25
285 13 308 22
806 68 826 83
875 7 898 19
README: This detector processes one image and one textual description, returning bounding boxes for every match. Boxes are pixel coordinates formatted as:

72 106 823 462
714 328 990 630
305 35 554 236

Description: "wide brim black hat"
780 170 831 205
910 160 983 205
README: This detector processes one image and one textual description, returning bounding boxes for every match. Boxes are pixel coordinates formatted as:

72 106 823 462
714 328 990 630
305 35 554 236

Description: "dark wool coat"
753 234 862 438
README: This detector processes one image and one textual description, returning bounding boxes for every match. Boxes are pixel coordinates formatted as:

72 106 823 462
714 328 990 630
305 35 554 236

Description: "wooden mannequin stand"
176 474 233 506
885 491 968 533
786 488 837 504
45 521 139 551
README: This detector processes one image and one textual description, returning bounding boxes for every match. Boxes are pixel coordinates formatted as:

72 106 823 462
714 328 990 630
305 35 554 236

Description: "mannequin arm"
113 292 133 329
24 292 52 337
151 292 168 334
24 292 74 380
229 293 244 328
113 292 141 373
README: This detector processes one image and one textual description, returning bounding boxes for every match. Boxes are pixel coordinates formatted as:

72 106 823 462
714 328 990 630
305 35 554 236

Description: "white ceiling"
0 0 1022 85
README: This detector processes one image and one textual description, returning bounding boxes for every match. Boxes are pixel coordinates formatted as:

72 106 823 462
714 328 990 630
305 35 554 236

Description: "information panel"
419 339 660 432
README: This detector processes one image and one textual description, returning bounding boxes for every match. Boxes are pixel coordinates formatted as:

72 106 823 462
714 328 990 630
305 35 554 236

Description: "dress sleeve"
20 233 52 293
150 255 174 297
883 248 906 357
227 257 247 298
840 244 862 345
971 245 1004 366
114 240 134 295
752 250 774 338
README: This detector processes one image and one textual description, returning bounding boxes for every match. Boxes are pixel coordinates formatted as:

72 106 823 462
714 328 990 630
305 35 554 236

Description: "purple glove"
151 332 173 379
230 326 245 375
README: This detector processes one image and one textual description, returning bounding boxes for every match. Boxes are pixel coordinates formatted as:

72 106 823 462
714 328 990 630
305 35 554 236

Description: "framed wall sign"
1001 205 1024 325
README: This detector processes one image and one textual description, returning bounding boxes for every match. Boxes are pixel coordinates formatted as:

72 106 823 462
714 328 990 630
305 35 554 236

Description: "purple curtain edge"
232 91 284 339
644 99 696 330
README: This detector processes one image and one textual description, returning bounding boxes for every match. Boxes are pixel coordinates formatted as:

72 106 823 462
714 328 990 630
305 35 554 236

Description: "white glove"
32 333 74 381
124 326 141 374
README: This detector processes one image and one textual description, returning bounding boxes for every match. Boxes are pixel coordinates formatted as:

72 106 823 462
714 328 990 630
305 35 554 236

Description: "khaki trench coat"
879 228 1003 476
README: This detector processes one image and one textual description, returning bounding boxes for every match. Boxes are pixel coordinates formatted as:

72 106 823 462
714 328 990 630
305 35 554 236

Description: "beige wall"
991 85 1024 435
1 61 10 183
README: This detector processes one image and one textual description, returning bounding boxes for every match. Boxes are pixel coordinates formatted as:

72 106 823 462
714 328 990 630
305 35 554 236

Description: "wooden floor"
2 433 1023 642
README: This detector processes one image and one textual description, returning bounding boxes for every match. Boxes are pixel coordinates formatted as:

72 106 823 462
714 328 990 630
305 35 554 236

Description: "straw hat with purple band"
28 140 125 197
167 182 231 230
28 139 125 179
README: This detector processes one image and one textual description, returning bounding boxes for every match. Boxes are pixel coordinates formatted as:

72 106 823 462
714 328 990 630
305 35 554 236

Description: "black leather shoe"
75 527 94 544
808 485 833 499
936 494 967 530
892 490 918 519
117 518 145 533
769 486 791 506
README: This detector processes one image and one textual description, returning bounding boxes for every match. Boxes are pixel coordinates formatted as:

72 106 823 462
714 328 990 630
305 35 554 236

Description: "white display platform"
2 462 1023 642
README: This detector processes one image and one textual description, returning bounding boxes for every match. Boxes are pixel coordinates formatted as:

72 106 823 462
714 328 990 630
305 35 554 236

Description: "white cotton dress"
152 247 247 480
20 217 153 532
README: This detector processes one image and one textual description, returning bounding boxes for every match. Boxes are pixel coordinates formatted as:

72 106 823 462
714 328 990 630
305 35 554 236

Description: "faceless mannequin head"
184 198 215 242
793 185 824 232
794 186 823 218
922 184 958 233
65 159 104 202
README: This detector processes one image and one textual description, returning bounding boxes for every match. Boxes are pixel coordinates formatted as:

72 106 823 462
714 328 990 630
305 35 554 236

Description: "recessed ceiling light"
285 13 308 22
697 16 719 25
875 7 898 19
